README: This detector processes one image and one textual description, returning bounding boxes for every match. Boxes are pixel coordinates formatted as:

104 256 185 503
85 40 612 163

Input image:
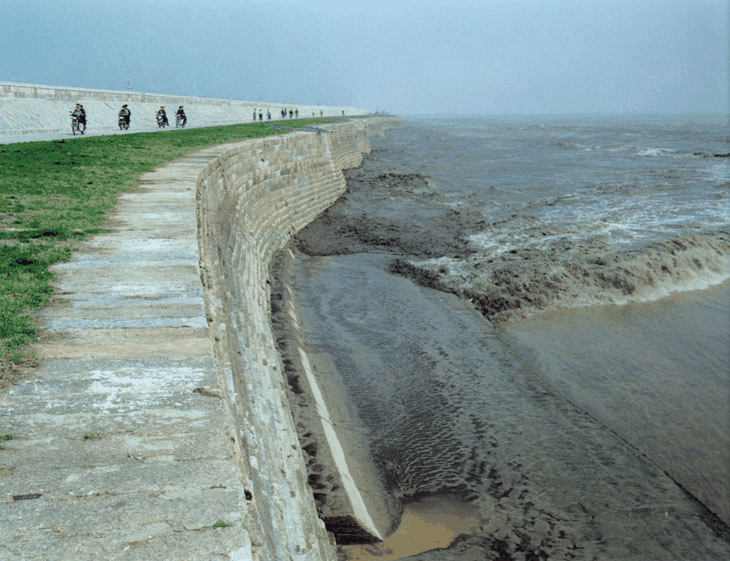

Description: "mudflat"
287 250 729 560
289 131 730 559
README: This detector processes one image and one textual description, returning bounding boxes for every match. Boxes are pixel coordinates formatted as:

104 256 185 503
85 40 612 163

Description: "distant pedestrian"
258 110 263 121
295 109 299 118
253 109 257 121
267 110 271 120
289 109 293 119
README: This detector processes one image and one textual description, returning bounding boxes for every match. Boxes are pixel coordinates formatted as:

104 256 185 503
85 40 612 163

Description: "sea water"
290 115 730 560
376 115 729 318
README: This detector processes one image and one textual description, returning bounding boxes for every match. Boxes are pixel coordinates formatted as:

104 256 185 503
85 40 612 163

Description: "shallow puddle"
338 494 482 561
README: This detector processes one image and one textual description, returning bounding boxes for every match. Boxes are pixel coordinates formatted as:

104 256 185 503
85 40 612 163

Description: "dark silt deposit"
293 170 481 260
281 117 730 560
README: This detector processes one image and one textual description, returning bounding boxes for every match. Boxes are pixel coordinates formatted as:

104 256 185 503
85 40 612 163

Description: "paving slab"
0 152 254 560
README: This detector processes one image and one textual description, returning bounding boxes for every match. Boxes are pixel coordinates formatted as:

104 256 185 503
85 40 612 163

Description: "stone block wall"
195 117 402 560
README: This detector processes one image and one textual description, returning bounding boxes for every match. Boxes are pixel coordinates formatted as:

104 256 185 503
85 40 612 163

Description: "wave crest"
390 231 730 322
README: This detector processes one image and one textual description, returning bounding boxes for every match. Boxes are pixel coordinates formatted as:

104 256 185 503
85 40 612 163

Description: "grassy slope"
0 120 335 379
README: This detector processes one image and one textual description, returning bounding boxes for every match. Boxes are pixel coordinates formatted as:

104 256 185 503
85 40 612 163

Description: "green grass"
0 119 340 379
0 434 13 450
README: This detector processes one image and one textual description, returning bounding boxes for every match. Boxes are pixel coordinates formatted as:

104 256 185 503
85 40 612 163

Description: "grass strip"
0 119 338 380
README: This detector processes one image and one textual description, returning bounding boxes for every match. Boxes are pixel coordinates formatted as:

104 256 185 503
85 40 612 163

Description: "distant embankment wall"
0 81 368 135
196 116 403 559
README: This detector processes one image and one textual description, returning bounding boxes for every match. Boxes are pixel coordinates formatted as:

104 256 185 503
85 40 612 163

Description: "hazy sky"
1 0 727 115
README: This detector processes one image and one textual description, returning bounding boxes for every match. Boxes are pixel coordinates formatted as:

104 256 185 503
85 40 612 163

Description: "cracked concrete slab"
0 151 253 560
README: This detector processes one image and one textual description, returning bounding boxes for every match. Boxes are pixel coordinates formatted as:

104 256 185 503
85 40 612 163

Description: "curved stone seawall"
196 117 403 559
0 81 368 136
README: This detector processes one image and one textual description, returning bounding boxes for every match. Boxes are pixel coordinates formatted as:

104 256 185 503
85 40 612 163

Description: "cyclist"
118 104 131 127
72 104 86 131
157 106 169 126
176 105 187 126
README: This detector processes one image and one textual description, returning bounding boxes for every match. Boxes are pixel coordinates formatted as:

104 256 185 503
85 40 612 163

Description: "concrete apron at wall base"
269 248 402 544
0 81 369 137
0 116 403 561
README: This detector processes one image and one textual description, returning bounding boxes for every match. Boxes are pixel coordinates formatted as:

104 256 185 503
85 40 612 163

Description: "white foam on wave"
405 231 730 321
637 147 675 157
470 180 728 260
582 144 627 153
574 262 730 309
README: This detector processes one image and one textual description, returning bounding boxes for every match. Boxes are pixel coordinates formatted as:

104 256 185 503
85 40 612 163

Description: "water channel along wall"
0 99 402 560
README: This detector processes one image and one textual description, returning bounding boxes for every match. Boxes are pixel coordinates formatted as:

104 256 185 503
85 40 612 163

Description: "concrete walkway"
0 152 253 560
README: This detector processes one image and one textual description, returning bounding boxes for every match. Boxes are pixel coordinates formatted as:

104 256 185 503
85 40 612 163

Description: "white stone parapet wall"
0 81 368 135
195 117 402 560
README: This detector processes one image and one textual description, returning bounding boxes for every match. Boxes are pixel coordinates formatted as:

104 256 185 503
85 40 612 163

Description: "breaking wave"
390 230 730 323
637 147 676 157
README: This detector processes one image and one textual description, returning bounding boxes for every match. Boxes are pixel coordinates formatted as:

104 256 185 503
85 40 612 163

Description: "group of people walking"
252 107 303 121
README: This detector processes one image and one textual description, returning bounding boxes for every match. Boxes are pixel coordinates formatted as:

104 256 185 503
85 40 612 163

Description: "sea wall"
0 81 368 135
195 116 403 559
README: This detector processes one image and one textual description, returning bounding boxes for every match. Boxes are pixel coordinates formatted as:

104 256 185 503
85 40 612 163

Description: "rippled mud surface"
288 252 729 560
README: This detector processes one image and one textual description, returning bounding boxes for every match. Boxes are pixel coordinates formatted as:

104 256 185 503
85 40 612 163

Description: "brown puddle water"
338 494 482 561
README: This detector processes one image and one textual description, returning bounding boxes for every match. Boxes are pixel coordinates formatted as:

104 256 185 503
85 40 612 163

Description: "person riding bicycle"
157 106 169 126
118 104 131 127
176 105 187 126
72 104 86 130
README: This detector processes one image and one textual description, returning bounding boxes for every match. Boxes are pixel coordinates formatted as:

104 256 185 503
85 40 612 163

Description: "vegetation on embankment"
0 119 339 382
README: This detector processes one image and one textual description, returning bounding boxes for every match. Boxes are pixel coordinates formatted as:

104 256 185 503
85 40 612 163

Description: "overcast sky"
1 0 727 115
